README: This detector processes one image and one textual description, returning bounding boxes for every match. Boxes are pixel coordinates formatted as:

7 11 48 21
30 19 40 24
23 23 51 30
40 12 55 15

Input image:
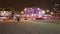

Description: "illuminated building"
24 7 45 15
0 8 13 20
23 7 46 20
20 7 55 20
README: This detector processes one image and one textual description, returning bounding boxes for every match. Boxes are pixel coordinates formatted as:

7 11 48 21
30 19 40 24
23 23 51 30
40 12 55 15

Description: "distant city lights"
0 7 55 20
37 8 40 10
47 10 49 12
31 14 34 16
51 12 54 15
27 15 29 17
30 8 33 9
42 11 45 14
21 11 24 14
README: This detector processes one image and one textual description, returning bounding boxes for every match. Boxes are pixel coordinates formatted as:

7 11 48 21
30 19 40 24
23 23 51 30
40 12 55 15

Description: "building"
20 7 54 20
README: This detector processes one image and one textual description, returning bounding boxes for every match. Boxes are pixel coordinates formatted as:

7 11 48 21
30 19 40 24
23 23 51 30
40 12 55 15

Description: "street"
0 20 60 34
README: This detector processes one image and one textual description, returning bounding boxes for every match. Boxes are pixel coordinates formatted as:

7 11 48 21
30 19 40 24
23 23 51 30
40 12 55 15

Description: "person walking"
16 16 20 22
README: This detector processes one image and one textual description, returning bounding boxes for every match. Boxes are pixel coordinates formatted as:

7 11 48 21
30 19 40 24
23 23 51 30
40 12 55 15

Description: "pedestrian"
16 16 19 22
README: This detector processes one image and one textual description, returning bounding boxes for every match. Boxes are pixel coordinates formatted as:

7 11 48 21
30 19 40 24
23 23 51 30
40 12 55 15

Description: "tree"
50 3 59 20
51 3 59 12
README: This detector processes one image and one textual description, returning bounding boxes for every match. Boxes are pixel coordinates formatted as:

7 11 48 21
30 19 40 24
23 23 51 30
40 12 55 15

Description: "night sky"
0 0 60 11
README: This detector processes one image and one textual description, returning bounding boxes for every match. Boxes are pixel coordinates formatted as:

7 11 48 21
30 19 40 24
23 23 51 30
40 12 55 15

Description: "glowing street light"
31 14 34 16
21 11 24 14
39 12 41 14
37 8 40 10
47 10 49 12
51 12 54 15
27 15 29 17
30 8 32 9
42 10 45 14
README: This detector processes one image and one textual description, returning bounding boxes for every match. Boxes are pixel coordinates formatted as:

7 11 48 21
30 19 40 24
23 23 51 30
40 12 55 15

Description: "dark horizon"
0 0 60 11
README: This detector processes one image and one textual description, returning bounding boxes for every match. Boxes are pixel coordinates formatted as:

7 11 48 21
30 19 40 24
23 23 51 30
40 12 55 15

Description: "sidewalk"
0 19 17 22
0 19 33 22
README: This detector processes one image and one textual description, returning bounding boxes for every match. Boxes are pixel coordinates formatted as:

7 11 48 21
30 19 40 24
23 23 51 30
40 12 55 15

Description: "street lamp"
47 10 49 12
21 11 24 14
51 12 54 15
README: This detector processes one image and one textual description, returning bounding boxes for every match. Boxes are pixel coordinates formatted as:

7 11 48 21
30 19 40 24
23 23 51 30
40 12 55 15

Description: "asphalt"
0 20 60 34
